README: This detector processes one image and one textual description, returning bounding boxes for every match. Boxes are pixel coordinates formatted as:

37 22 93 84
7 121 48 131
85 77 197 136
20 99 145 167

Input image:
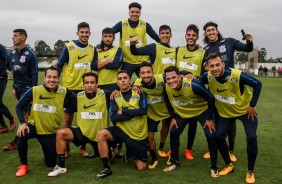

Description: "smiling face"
139 66 154 85
83 75 98 94
77 27 91 44
159 29 172 45
129 7 141 22
208 56 225 77
204 26 219 43
165 71 182 90
185 29 198 46
44 69 59 92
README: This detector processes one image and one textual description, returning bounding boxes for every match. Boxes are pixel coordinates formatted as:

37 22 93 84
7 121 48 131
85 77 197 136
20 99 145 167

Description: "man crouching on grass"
96 70 148 179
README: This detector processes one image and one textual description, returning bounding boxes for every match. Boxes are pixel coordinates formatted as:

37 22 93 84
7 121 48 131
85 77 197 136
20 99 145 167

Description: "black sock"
57 154 65 168
150 149 158 161
101 157 111 169
159 142 165 150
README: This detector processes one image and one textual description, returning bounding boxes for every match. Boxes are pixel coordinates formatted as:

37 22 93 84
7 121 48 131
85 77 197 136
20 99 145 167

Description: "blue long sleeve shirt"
112 19 160 43
204 38 253 68
110 89 147 122
0 44 10 78
10 46 38 88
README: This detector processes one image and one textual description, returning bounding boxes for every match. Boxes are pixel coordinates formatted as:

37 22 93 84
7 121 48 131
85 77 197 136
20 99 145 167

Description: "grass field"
0 73 282 184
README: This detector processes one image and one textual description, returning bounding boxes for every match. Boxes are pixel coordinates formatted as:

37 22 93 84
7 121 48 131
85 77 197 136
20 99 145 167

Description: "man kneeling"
48 72 111 177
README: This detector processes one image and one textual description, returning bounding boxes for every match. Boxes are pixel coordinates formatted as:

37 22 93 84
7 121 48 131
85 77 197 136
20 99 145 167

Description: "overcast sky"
1 0 281 58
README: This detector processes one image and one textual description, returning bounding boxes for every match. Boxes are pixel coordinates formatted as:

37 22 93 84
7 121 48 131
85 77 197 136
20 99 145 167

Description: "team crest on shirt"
115 94 121 99
69 46 75 50
132 95 139 100
219 45 226 53
24 51 29 55
20 56 26 63
89 45 93 49
209 76 214 81
231 78 238 83
157 82 164 87
98 92 104 96
58 88 66 93
78 92 85 96
140 22 145 26
123 23 128 26
184 83 190 88
12 50 16 54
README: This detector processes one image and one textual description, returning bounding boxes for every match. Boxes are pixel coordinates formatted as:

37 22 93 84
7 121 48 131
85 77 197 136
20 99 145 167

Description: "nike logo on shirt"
216 88 229 92
104 55 109 58
78 54 88 60
173 94 183 98
39 95 55 100
165 51 173 54
183 55 193 59
83 104 97 109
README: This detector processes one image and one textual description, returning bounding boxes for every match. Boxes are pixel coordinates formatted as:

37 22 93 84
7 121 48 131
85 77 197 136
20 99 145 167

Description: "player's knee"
247 134 257 143
56 128 68 140
136 162 147 170
97 129 108 142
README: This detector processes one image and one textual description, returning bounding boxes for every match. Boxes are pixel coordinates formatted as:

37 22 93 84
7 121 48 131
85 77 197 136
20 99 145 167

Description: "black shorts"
106 126 147 163
70 126 96 147
147 117 171 132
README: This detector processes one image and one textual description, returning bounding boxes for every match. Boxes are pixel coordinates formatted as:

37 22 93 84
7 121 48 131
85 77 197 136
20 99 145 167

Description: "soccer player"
92 27 123 92
174 24 206 160
201 52 261 183
48 72 111 177
202 21 254 161
130 24 174 158
96 70 148 178
2 29 38 151
15 66 73 177
112 2 160 77
134 62 171 169
57 22 95 157
163 66 220 178
0 44 16 134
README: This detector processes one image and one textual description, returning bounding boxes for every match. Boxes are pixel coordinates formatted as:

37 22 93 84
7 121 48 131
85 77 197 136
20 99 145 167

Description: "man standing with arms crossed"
96 70 148 178
202 21 254 161
112 2 160 77
3 29 38 151
201 53 261 183
57 22 94 157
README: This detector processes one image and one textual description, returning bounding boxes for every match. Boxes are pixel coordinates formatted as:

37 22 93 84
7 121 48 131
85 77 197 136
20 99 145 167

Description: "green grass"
1 74 282 183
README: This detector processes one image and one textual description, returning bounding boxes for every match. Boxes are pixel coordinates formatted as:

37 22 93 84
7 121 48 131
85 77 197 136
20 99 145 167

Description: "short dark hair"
164 66 180 75
139 61 153 71
77 22 90 31
207 52 222 62
102 27 115 36
129 2 142 10
186 24 199 35
117 70 130 78
159 25 171 34
45 65 59 77
82 72 98 83
203 21 223 44
13 29 28 38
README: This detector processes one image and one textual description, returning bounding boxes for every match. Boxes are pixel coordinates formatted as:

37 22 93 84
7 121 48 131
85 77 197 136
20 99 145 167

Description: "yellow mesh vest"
152 44 176 74
120 19 148 64
134 74 170 121
77 90 109 141
208 68 252 118
97 47 120 85
61 42 94 90
166 78 207 119
176 46 205 76
29 85 66 135
115 90 147 140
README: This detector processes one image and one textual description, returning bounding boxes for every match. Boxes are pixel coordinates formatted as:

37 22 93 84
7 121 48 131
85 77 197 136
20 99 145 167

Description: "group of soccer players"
0 2 262 184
